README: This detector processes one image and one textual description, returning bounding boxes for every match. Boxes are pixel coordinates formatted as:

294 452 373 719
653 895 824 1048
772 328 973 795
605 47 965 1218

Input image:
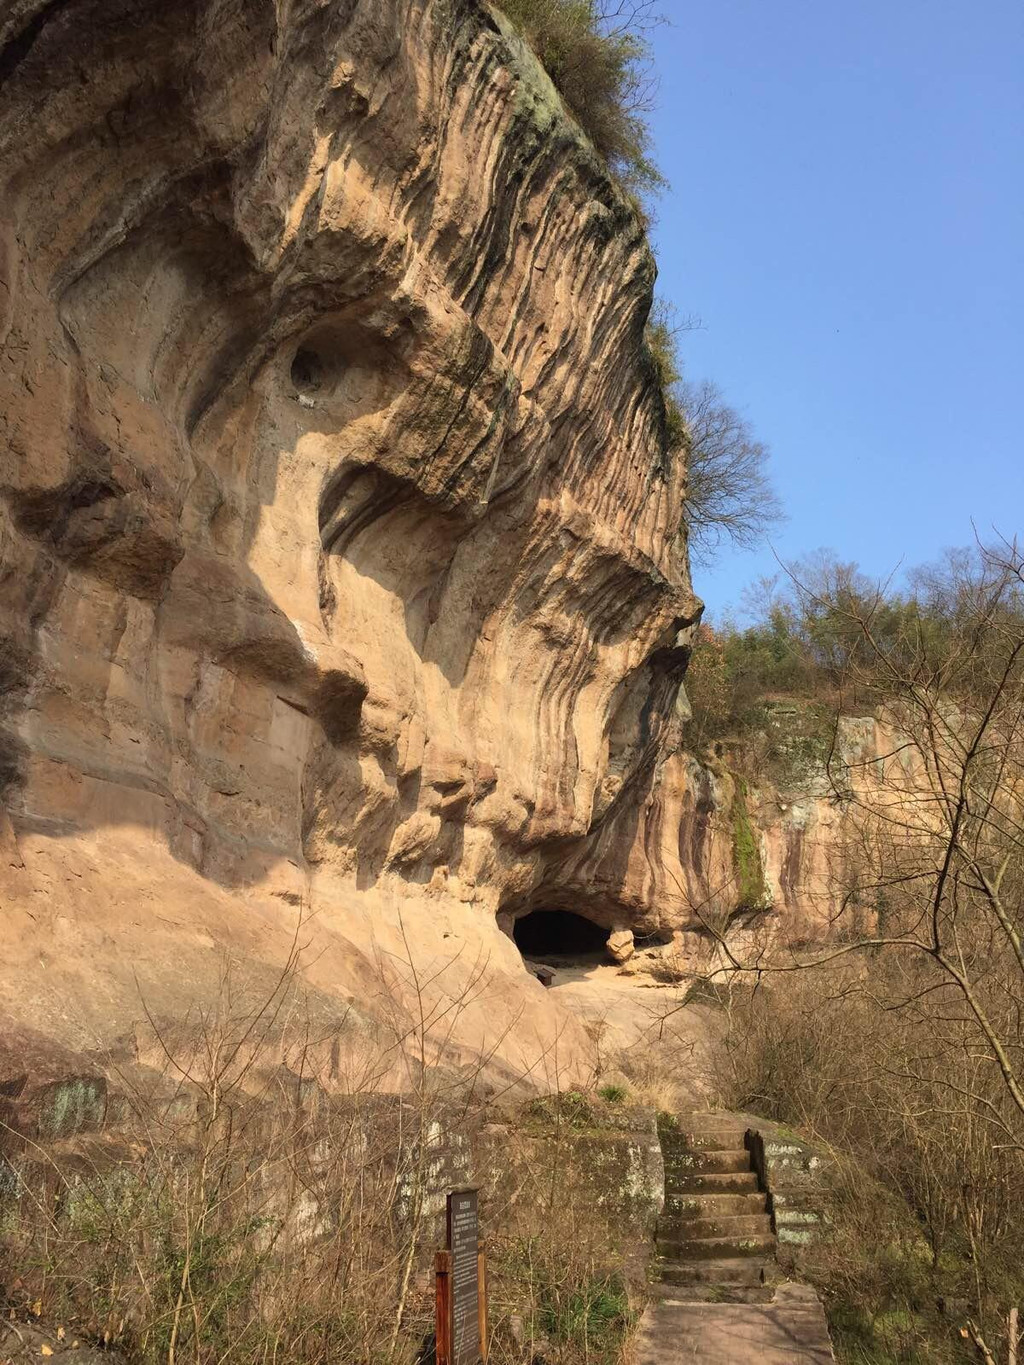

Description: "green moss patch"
731 786 767 909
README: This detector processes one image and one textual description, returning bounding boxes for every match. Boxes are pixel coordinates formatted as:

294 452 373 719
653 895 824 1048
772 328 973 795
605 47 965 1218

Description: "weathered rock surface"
607 929 635 964
636 707 895 971
530 701 891 982
0 0 897 1090
0 0 701 1081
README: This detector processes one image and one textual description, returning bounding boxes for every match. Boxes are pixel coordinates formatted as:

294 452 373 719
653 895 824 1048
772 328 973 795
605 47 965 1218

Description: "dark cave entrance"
512 909 610 962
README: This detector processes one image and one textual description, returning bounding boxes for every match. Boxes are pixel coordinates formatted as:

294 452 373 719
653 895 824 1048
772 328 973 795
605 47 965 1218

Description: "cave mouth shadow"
512 908 611 965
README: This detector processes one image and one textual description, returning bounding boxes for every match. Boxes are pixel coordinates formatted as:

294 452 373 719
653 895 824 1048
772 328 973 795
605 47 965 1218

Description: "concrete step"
684 1131 748 1152
659 1213 773 1242
648 1280 776 1305
666 1172 760 1199
658 1257 770 1287
638 1294 837 1363
660 1233 776 1262
658 1230 773 1259
671 1112 750 1133
662 1130 747 1150
663 1149 751 1175
664 1129 749 1152
670 1192 768 1217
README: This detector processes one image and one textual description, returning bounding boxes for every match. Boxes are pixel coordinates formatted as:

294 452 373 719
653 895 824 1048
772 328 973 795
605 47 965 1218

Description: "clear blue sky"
647 0 1024 620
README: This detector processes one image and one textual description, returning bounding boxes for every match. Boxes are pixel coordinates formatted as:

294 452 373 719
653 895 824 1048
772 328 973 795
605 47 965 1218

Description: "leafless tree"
593 0 663 32
681 378 784 564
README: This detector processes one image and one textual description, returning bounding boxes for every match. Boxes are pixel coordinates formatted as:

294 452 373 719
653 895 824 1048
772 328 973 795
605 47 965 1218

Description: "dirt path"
529 957 719 1088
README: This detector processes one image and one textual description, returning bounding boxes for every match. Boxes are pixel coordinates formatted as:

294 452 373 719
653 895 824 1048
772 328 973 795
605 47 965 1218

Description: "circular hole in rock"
291 347 325 396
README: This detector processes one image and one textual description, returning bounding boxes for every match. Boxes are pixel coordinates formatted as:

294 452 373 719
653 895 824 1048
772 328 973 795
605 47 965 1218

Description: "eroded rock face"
605 707 900 978
0 0 700 1080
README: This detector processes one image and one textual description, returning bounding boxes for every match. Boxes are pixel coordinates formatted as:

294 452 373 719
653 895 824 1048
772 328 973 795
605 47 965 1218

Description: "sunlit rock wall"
0 0 701 1082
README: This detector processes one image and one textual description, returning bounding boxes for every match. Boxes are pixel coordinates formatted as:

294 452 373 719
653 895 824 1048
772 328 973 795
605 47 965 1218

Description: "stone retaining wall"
1 1073 663 1275
746 1121 829 1263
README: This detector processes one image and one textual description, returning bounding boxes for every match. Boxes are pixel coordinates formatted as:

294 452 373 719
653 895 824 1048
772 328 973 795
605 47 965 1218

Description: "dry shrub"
488 1095 647 1365
716 964 1024 1364
1 942 649 1365
1 1089 644 1365
0 979 463 1365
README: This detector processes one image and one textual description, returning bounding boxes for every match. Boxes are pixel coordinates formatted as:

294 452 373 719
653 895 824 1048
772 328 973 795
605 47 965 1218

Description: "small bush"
540 1275 633 1358
527 1089 594 1128
644 300 687 449
499 0 664 195
558 1089 595 1127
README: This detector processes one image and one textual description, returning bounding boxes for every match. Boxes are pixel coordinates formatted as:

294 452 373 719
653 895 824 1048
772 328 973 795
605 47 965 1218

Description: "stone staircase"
655 1113 777 1298
641 1113 836 1361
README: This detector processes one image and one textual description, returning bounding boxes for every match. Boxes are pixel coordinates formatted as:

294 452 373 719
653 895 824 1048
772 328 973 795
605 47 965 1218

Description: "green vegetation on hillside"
731 780 767 908
685 544 1024 750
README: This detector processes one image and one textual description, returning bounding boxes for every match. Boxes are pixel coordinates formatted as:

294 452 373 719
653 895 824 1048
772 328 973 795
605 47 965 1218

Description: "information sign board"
446 1189 480 1365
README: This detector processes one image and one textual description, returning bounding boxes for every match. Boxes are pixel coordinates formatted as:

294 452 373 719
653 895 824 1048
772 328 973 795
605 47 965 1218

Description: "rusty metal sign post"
436 1189 487 1365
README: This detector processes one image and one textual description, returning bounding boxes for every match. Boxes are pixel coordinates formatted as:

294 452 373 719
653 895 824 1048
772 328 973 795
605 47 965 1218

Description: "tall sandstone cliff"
0 0 869 1091
0 0 710 1083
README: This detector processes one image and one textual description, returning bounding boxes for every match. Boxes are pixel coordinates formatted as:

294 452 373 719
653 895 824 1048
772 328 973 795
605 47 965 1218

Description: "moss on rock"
731 784 767 909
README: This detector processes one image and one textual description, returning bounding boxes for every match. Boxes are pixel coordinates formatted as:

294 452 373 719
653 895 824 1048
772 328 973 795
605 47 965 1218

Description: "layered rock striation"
0 0 701 1081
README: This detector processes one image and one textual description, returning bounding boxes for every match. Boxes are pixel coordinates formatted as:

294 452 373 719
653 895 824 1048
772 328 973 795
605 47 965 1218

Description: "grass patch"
540 1275 634 1361
597 1083 628 1104
829 1304 950 1365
